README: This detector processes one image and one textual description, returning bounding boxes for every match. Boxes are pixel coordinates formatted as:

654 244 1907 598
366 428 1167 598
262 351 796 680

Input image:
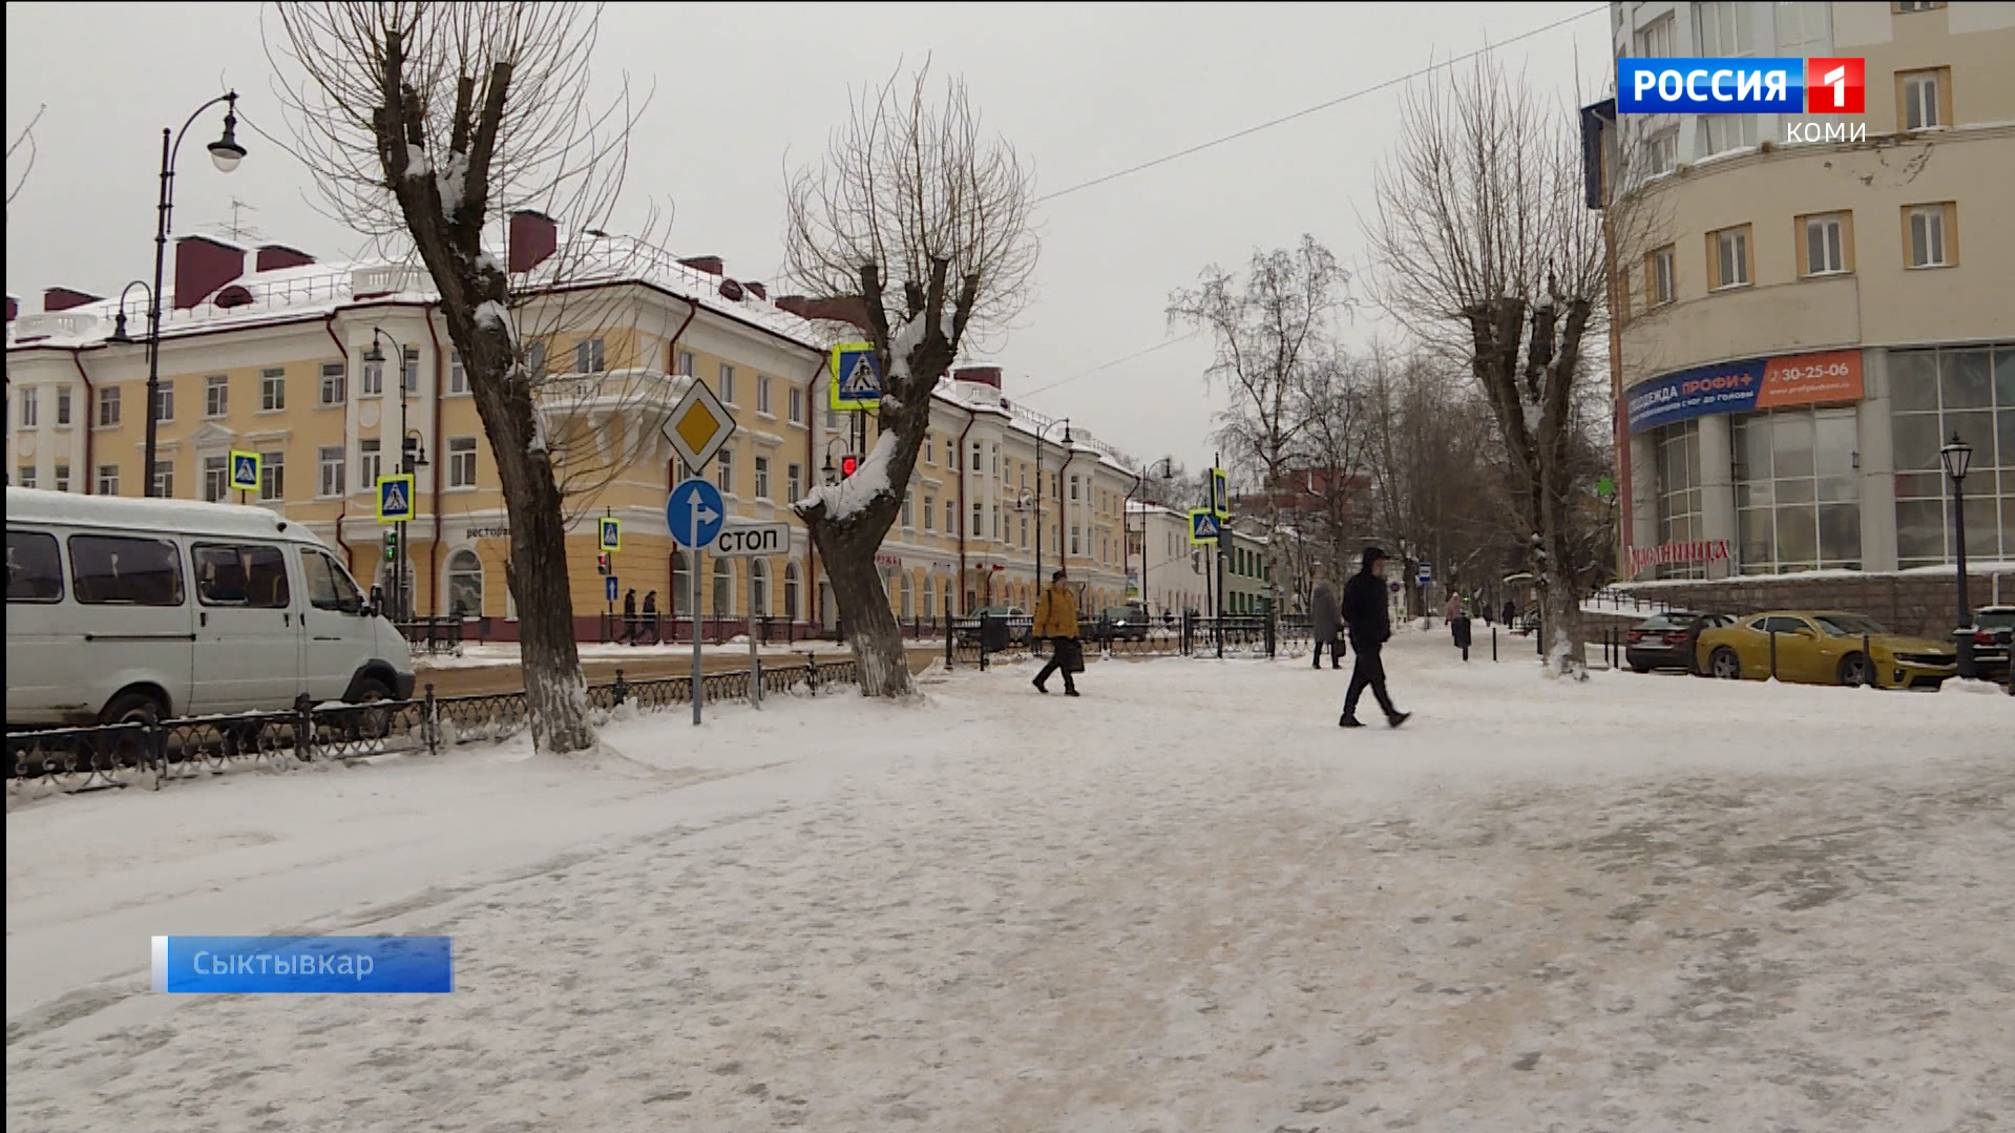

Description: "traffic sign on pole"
666 478 725 549
377 474 416 523
828 342 882 411
230 450 262 493
1417 561 1434 585
1210 467 1229 518
599 517 621 552
662 378 736 472
606 575 619 603
1188 509 1221 546
713 521 790 558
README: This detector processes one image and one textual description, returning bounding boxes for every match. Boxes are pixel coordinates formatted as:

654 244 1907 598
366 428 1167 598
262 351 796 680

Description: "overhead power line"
1017 329 1205 400
1034 4 1608 204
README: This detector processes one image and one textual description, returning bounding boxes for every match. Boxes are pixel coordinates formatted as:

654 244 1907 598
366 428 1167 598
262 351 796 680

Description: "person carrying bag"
1031 569 1082 697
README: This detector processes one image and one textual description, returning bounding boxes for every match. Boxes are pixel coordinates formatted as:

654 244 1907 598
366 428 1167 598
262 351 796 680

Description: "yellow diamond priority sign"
663 376 736 471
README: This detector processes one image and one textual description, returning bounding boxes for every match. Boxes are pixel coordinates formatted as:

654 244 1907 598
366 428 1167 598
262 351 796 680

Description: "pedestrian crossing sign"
1188 509 1221 546
599 517 621 553
377 474 416 524
229 450 261 493
829 342 882 411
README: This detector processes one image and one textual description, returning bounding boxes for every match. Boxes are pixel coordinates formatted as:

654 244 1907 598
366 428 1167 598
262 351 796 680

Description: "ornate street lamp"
1940 432 1976 680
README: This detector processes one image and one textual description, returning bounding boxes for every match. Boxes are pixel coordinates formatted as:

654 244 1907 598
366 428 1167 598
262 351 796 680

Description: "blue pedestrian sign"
229 450 261 493
1188 509 1221 546
377 474 416 524
667 477 725 550
606 576 619 603
829 341 882 411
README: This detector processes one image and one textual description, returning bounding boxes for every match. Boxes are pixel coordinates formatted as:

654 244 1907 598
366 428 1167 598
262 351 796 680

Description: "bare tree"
269 2 659 752
1290 348 1370 589
783 63 1038 697
1168 235 1347 614
1366 60 1656 675
7 102 44 209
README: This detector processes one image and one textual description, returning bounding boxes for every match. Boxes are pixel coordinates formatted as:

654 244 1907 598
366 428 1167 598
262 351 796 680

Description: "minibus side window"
194 544 291 608
68 535 185 606
301 549 364 613
6 531 64 603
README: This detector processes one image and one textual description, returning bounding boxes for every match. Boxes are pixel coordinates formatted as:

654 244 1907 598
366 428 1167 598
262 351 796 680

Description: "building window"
1734 406 1861 573
788 385 803 424
715 446 735 495
1070 475 1080 502
320 362 346 405
525 342 548 378
54 463 71 493
56 388 71 425
98 387 121 427
971 442 983 472
16 465 34 489
203 455 229 502
1021 516 1029 547
1633 11 1674 57
1904 202 1955 268
944 437 954 466
1776 1 1831 54
923 494 936 530
750 559 770 618
449 437 478 488
1694 1 1751 56
1699 114 1757 156
754 455 771 499
1708 225 1752 290
205 375 229 418
449 352 467 394
152 461 173 497
901 493 914 528
924 435 936 465
318 447 346 498
719 363 736 404
671 550 690 618
360 439 382 489
446 550 483 619
757 375 772 415
712 558 734 618
96 464 120 495
402 346 420 393
260 452 284 500
1799 212 1851 276
1890 346 2014 567
19 388 38 427
1894 1 1946 11
152 383 174 423
360 353 384 396
784 563 801 621
1654 419 1706 579
972 501 984 537
945 500 956 534
678 350 695 377
1899 68 1948 131
257 368 285 412
787 462 802 503
574 338 605 374
1071 525 1081 555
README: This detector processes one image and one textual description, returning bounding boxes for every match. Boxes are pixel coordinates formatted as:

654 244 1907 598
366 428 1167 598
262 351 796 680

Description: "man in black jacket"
1340 546 1409 729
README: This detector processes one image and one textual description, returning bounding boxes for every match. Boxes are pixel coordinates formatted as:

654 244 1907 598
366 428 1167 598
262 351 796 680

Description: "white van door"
297 545 373 700
7 528 77 722
60 530 196 722
189 540 304 713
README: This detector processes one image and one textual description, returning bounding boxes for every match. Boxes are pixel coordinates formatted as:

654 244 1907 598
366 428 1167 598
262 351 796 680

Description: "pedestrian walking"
1442 591 1463 643
641 590 659 645
622 587 638 645
1031 569 1081 697
1502 598 1518 629
1310 572 1343 670
1340 546 1409 729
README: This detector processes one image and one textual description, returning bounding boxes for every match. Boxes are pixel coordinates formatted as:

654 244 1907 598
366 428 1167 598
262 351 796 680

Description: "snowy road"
7 631 2012 1132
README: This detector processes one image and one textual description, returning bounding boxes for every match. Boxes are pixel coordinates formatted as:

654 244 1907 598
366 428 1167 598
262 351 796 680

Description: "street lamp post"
1940 432 1977 680
1128 456 1174 613
363 329 424 622
142 92 246 497
1033 416 1070 598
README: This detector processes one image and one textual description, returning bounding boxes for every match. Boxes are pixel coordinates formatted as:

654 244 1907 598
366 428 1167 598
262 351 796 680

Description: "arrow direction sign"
667 477 726 550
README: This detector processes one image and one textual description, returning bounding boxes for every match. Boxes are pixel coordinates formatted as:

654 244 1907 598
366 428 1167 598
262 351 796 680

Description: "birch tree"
784 64 1038 697
269 2 654 752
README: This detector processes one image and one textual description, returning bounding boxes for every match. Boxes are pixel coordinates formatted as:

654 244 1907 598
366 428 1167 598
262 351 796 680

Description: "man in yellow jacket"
1031 568 1081 696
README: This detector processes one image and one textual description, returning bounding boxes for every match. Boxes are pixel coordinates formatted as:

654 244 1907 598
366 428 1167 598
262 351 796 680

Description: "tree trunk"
815 519 912 697
492 411 596 751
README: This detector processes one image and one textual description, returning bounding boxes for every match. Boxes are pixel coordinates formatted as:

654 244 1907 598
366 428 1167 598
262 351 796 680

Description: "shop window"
1891 346 2015 567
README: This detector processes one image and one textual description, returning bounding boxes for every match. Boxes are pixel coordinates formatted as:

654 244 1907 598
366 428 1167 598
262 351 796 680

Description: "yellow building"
6 215 1141 639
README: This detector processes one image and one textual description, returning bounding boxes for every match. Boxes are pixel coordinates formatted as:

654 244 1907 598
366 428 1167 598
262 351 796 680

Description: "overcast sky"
5 1 1608 475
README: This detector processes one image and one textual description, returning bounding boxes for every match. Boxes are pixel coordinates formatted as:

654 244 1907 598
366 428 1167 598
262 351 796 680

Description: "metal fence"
944 610 1318 668
6 656 861 800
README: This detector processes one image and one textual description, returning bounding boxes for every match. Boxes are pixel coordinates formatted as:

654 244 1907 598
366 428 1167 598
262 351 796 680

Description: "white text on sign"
714 522 790 558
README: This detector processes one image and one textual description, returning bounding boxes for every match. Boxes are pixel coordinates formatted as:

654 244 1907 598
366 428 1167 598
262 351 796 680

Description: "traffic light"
384 529 399 562
596 552 611 576
401 435 422 473
840 454 860 479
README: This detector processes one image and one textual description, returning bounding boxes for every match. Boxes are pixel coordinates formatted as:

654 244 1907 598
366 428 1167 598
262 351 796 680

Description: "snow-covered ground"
7 630 2011 1131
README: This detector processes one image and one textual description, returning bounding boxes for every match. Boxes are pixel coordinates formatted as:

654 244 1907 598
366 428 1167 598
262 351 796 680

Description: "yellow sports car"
1695 610 1958 690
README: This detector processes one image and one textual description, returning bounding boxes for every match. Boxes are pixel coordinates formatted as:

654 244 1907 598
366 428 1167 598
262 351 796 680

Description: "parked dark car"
1088 606 1150 643
1968 605 2014 684
1626 610 1733 674
957 606 1032 649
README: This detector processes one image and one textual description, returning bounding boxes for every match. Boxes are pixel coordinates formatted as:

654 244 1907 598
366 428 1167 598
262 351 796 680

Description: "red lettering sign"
1757 349 1862 409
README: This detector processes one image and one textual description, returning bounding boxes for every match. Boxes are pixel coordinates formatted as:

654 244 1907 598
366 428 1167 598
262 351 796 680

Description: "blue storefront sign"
1626 357 1767 435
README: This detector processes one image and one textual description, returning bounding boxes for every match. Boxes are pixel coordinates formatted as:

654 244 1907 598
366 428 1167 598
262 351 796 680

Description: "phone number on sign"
1774 363 1854 381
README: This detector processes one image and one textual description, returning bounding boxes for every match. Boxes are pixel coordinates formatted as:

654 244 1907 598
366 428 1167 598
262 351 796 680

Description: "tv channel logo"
1618 57 1864 115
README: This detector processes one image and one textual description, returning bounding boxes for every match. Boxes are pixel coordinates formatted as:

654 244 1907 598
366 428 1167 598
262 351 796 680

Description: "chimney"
173 235 246 309
256 244 315 272
718 278 745 302
507 210 558 273
774 294 872 330
678 255 723 275
954 365 1003 389
44 286 100 313
744 281 767 300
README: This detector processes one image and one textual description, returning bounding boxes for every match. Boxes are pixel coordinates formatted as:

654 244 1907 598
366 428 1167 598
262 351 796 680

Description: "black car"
1967 605 2014 684
1625 610 1733 674
1087 606 1151 643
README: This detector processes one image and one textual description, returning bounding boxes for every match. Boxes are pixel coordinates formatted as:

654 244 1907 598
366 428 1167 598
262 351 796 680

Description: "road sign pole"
692 506 704 726
749 607 762 710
